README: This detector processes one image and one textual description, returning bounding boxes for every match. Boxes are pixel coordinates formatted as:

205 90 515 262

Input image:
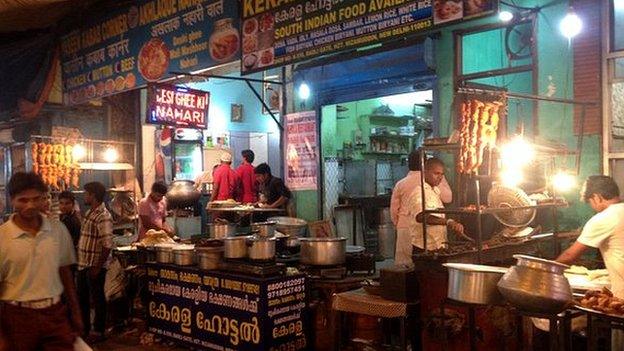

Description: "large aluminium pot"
172 245 196 266
155 243 175 264
166 180 201 209
196 247 224 270
251 221 276 238
207 223 237 239
300 237 347 266
223 236 250 259
497 254 572 314
268 216 307 237
443 263 508 305
246 236 276 261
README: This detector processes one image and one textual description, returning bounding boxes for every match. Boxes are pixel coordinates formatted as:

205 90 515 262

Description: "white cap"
220 152 232 163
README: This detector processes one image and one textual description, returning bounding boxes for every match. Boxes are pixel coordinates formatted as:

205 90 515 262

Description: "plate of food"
209 31 239 62
433 0 463 24
125 73 136 89
464 0 494 17
138 38 170 81
243 36 257 54
259 49 274 67
243 18 258 36
259 13 274 32
576 287 624 318
243 53 258 70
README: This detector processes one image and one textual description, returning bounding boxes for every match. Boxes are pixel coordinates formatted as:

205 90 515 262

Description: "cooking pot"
497 255 572 313
251 221 276 238
172 245 196 266
224 236 250 259
196 247 224 270
443 263 508 305
377 207 392 224
155 243 175 264
166 180 201 209
207 222 237 239
246 236 276 261
268 216 307 237
300 237 347 266
138 246 157 264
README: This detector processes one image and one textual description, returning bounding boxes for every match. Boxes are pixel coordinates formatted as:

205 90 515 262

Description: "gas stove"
299 265 348 280
219 259 286 277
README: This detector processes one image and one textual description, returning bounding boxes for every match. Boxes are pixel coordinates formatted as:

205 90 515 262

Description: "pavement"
88 320 186 351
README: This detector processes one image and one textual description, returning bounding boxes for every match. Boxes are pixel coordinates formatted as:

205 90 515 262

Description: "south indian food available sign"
240 0 497 74
60 0 240 105
147 85 209 129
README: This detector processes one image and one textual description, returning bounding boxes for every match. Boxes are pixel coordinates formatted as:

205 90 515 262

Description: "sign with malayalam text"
147 85 209 129
285 111 318 191
61 0 240 105
240 0 497 74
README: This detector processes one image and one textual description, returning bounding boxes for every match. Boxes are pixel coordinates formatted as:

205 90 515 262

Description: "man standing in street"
211 152 239 201
236 149 257 204
0 172 82 350
77 182 113 343
557 175 624 349
58 190 81 248
138 182 173 241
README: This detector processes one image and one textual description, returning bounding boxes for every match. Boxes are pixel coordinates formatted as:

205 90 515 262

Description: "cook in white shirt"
394 157 464 266
557 175 624 349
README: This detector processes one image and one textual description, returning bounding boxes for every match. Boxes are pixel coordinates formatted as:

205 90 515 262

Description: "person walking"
77 182 113 343
0 172 82 350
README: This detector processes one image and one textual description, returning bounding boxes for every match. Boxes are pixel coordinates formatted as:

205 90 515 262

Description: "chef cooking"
394 157 465 266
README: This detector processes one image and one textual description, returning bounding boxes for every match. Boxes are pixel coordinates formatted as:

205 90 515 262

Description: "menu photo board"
60 0 240 105
285 111 318 191
147 84 209 129
240 0 497 74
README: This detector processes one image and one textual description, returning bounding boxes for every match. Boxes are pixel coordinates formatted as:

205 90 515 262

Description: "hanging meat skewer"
31 143 39 174
458 101 471 174
474 104 492 171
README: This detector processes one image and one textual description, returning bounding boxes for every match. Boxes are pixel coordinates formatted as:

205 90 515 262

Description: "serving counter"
145 263 307 351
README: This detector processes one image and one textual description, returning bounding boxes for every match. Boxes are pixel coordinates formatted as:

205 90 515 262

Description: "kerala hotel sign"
146 85 209 129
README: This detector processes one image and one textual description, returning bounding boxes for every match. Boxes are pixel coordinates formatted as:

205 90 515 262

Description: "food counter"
145 263 307 351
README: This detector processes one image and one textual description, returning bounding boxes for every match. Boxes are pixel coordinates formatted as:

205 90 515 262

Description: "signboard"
285 111 318 191
61 0 240 105
240 0 497 74
146 264 307 351
147 85 209 129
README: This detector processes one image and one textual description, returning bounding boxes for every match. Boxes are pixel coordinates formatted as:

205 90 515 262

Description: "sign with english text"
60 0 240 105
145 264 308 351
146 85 209 129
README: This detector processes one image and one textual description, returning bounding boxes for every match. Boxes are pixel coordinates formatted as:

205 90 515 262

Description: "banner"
146 85 209 129
240 0 497 74
146 264 307 351
285 111 318 191
61 0 240 105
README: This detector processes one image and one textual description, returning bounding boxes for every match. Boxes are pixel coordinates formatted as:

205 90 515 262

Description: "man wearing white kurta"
557 175 624 348
393 157 463 266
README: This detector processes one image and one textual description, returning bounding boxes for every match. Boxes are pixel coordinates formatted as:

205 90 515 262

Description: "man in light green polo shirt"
0 172 83 350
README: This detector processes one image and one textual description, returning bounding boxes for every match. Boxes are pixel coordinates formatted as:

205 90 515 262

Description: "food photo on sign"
242 12 275 72
433 0 464 24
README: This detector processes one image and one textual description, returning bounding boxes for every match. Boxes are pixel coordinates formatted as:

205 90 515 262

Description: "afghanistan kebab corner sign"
147 85 209 129
240 0 497 74
285 111 318 191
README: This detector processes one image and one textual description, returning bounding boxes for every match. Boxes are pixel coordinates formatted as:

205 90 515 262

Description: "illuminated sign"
146 85 209 129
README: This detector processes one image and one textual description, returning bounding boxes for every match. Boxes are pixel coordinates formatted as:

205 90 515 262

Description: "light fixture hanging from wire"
560 7 582 39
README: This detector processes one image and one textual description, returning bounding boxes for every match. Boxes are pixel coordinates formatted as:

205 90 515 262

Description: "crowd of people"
0 149 292 350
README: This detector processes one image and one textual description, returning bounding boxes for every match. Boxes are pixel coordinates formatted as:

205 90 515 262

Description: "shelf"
370 134 418 140
79 162 134 171
361 152 407 156
363 114 412 125
422 201 569 216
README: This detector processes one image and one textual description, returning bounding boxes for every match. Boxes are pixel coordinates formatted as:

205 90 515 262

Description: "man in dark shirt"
254 163 291 210
59 191 81 247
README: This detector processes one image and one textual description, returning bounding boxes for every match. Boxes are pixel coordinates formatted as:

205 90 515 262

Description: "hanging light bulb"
552 171 576 193
72 144 87 161
298 82 310 100
615 0 624 10
103 147 118 163
560 7 582 39
499 10 514 22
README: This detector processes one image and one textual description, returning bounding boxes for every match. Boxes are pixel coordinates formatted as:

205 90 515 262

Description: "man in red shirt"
211 152 239 201
236 149 256 203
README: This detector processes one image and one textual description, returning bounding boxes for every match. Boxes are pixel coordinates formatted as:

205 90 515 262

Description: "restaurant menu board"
146 264 307 351
60 0 240 105
285 111 318 191
146 85 209 129
240 0 497 74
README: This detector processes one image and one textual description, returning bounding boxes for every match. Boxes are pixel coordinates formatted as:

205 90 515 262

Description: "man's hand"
446 219 464 235
88 266 101 279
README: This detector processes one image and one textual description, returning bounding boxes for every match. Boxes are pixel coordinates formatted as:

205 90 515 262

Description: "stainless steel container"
155 244 175 264
300 237 347 266
207 223 237 239
247 236 276 261
443 263 508 305
377 207 392 224
223 236 250 259
497 254 572 313
196 247 224 270
172 245 196 266
268 216 308 236
251 221 276 238
377 224 396 259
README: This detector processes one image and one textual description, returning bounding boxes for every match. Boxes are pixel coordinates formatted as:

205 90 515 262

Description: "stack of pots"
223 222 277 261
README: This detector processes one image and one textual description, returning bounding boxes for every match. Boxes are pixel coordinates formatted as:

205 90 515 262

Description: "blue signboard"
60 0 240 105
